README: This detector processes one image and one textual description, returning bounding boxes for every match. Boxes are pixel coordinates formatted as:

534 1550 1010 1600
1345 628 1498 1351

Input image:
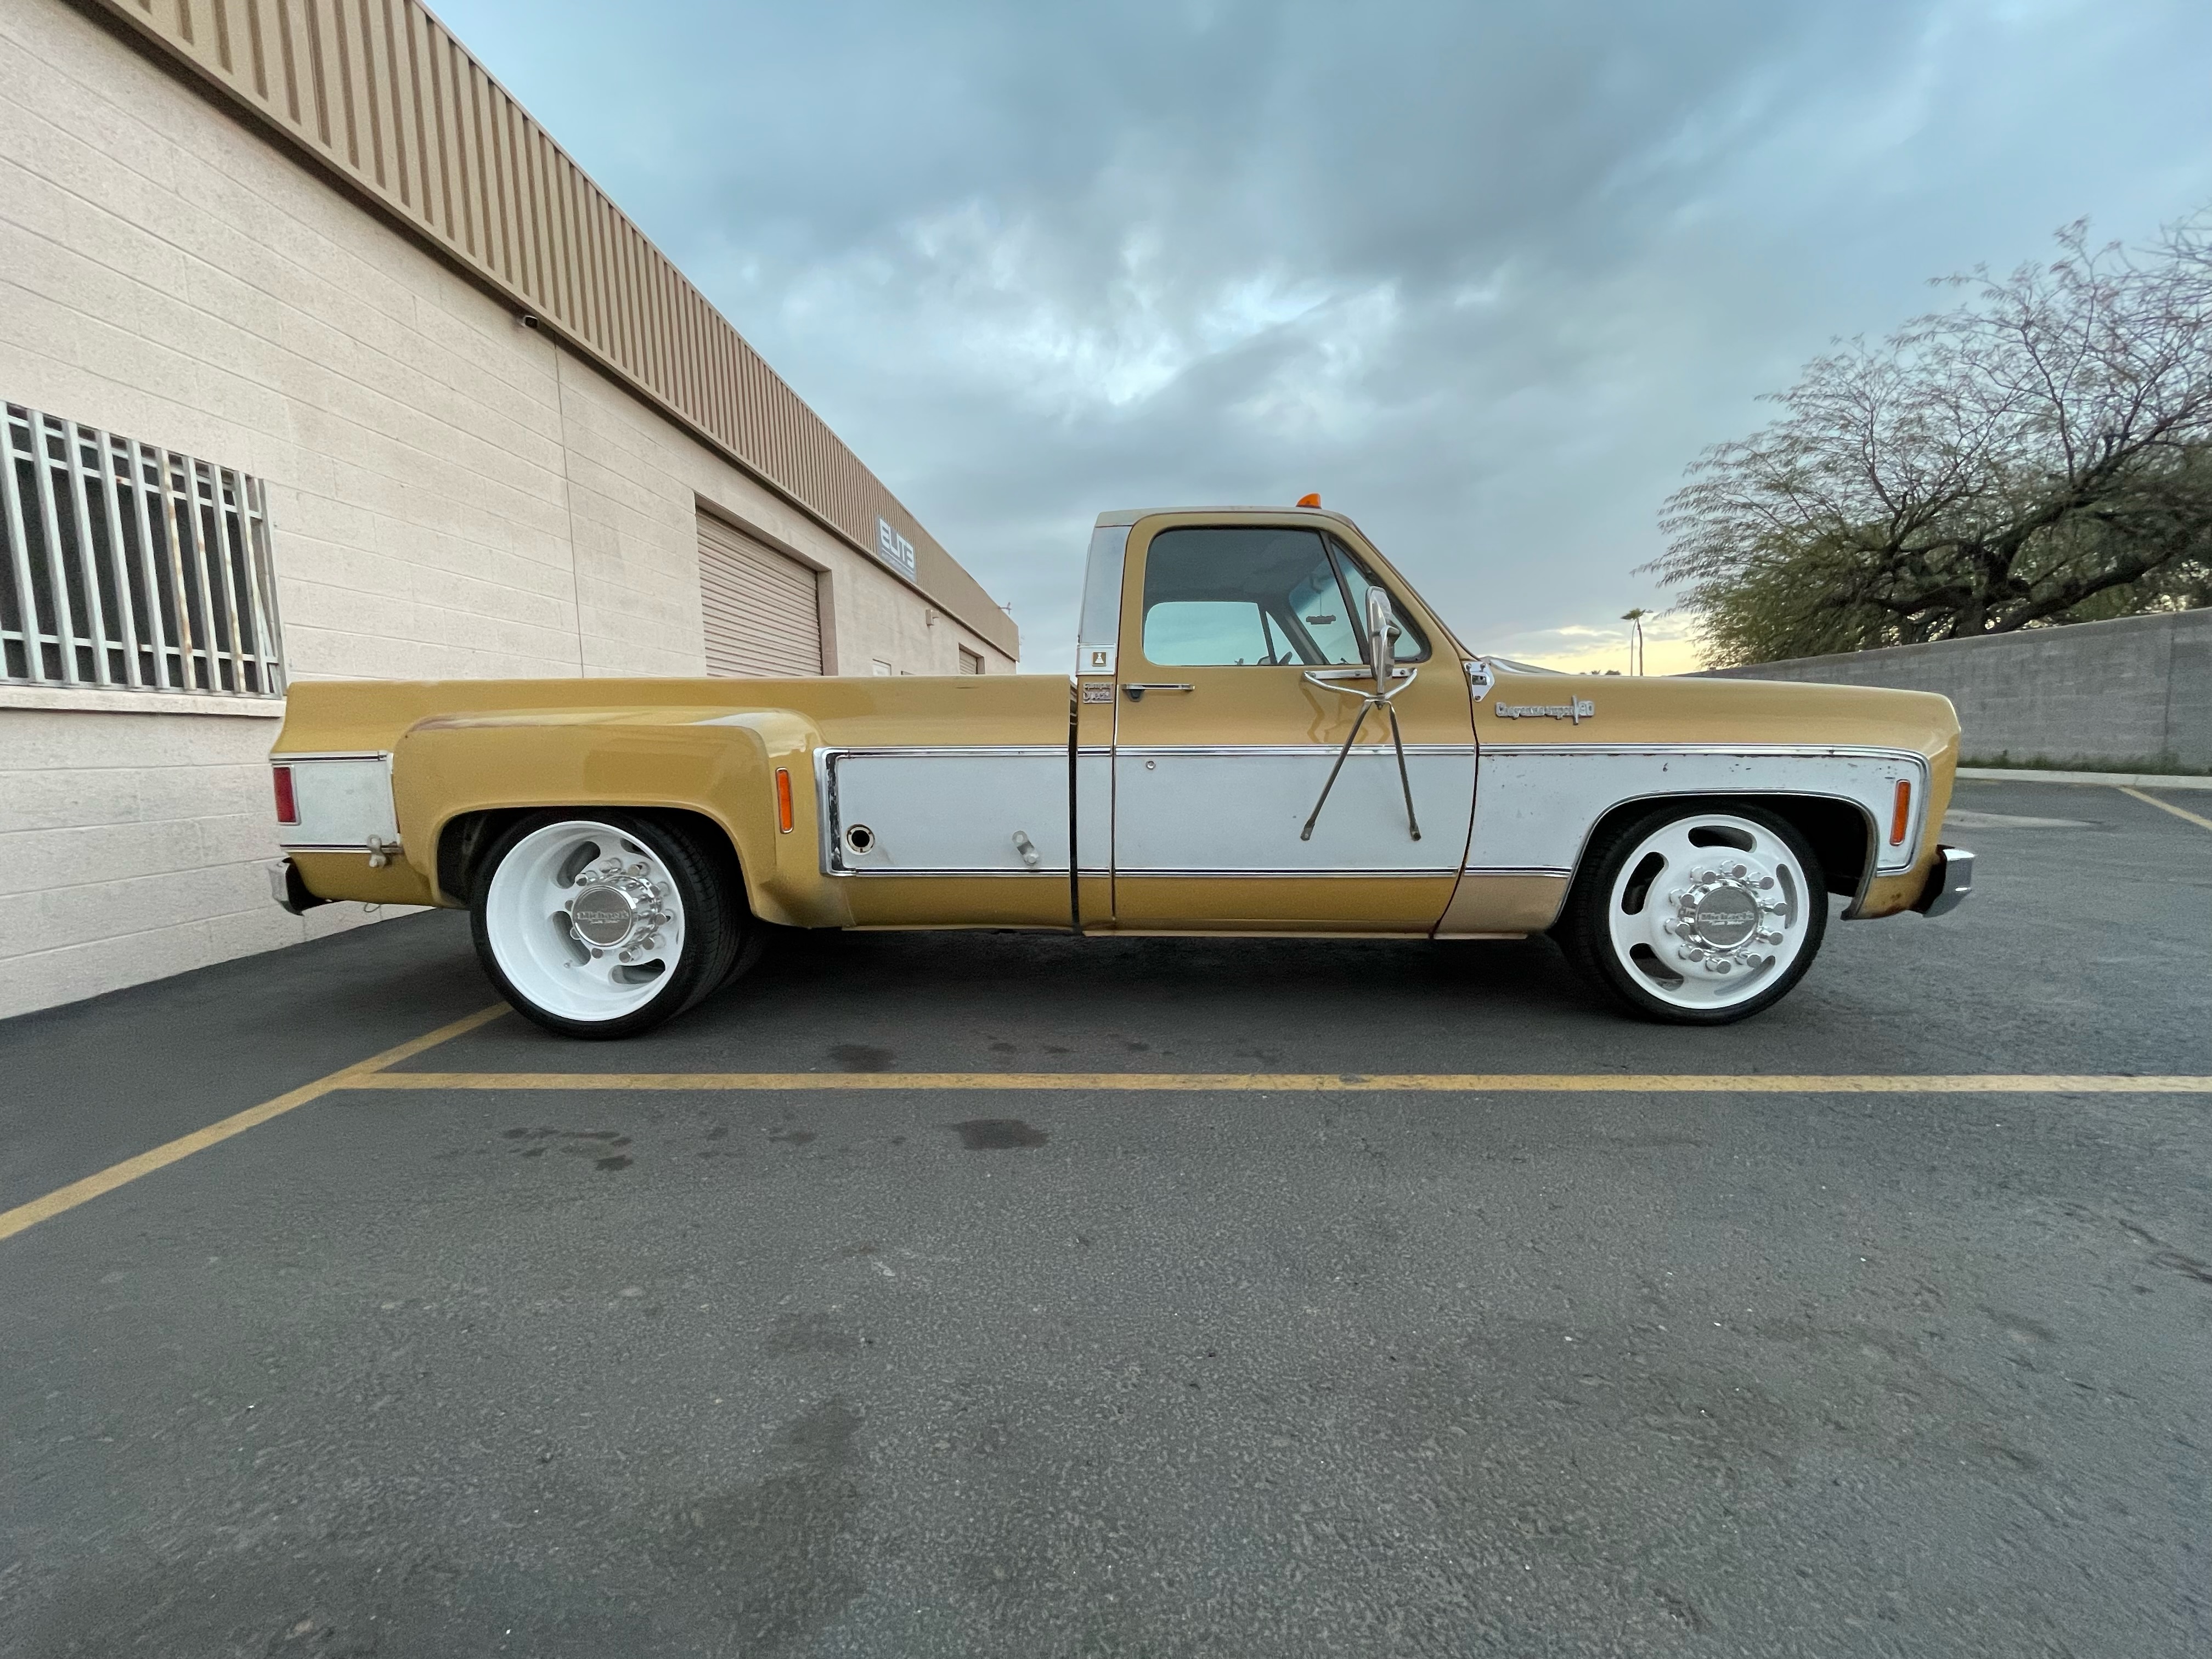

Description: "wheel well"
1579 794 1870 899
437 806 747 907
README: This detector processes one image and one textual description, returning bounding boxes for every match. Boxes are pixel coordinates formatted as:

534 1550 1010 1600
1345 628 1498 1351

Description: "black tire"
1554 800 1829 1026
470 809 749 1040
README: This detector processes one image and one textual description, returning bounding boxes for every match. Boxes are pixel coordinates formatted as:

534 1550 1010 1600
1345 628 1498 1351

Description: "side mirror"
1365 584 1397 686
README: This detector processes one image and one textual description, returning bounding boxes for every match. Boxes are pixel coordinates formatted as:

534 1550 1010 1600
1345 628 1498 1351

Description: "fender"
387 706 848 928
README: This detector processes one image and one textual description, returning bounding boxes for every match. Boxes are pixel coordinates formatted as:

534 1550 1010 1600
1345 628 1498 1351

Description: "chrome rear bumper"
1913 845 1974 918
267 858 331 917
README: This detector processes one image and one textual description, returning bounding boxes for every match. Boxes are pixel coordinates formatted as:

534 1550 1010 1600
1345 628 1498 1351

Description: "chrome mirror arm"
1297 668 1423 844
1301 666 1417 700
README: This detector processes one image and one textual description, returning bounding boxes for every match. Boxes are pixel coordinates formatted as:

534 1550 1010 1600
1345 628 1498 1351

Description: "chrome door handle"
1122 683 1194 701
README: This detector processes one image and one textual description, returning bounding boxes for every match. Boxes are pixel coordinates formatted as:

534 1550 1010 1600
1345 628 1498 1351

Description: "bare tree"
1650 214 2212 665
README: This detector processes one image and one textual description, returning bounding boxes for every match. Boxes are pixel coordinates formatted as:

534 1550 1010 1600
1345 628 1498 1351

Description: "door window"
1142 600 1276 666
1139 526 1427 667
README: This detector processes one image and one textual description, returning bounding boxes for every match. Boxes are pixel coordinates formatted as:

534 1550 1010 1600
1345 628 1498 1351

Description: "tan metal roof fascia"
70 0 1017 662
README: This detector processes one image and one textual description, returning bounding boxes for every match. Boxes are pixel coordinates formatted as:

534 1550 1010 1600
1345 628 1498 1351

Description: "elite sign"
876 517 918 578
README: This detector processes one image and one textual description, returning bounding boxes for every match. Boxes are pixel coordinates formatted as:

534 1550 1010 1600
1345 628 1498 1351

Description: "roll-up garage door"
699 513 822 676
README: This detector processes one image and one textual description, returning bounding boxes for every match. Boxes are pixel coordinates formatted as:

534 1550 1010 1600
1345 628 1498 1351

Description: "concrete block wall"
0 696 360 1015
0 0 1013 1020
1703 608 2211 772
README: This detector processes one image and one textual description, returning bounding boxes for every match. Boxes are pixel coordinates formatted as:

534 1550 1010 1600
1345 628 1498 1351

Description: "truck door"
1107 517 1476 932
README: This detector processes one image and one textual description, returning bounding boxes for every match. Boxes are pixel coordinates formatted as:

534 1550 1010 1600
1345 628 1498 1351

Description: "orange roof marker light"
1297 493 1322 508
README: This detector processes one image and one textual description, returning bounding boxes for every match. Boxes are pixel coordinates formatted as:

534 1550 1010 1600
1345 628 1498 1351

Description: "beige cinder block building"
0 0 1019 1020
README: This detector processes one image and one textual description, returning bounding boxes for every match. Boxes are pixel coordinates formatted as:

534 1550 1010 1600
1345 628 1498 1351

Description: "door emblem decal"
1494 699 1596 724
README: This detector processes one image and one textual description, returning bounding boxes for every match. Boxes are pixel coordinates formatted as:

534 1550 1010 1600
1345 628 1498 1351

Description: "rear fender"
392 707 849 927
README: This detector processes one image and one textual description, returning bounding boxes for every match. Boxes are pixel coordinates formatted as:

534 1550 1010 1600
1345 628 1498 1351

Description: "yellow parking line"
10 1024 2202 1248
0 1004 507 1244
2119 786 2212 832
350 1071 2212 1094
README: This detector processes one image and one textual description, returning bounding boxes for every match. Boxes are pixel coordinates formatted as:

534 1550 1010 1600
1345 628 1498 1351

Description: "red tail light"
1889 778 1911 845
272 764 298 826
775 769 794 834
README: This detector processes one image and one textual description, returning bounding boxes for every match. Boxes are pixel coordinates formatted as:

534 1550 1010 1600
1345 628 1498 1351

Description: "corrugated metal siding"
698 513 821 678
84 0 1015 660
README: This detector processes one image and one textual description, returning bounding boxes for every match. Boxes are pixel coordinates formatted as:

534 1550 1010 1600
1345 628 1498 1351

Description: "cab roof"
1093 505 1357 530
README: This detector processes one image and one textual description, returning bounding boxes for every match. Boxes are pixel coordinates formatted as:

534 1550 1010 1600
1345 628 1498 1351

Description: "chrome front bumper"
1913 845 1974 918
267 858 331 917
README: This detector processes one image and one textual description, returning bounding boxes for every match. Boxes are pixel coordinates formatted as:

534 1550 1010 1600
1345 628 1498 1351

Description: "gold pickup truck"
268 504 1973 1037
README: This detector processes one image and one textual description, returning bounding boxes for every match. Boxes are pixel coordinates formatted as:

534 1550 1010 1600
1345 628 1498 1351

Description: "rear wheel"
470 810 747 1039
1556 803 1827 1025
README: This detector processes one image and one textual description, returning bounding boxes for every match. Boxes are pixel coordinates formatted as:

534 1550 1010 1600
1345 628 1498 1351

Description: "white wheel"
470 812 745 1037
1560 804 1829 1024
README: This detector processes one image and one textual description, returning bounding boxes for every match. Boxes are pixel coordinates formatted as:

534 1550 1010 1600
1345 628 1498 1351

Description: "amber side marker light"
1889 778 1912 845
775 769 794 834
272 764 298 827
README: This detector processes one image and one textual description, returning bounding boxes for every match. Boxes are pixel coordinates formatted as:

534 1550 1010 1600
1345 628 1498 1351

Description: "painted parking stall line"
2119 786 2212 832
350 1071 2212 1094
0 1005 508 1243
9 1025 2206 1248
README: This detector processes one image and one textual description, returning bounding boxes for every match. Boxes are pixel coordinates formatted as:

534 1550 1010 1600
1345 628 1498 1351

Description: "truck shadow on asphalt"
448 923 1728 1076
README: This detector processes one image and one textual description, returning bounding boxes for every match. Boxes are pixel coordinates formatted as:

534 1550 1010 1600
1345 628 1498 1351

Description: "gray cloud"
442 0 2212 668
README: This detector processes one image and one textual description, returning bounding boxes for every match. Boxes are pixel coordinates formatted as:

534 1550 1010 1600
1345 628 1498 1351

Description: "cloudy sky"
438 0 2212 673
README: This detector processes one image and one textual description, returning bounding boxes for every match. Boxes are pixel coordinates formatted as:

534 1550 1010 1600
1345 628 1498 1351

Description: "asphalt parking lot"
3 777 2208 1659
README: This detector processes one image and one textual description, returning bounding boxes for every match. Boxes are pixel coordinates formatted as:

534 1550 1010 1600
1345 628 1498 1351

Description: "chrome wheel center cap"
571 885 641 946
1663 864 1783 975
1689 883 1759 948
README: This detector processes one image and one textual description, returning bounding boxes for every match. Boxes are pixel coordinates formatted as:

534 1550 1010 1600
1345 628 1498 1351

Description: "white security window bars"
1 404 283 696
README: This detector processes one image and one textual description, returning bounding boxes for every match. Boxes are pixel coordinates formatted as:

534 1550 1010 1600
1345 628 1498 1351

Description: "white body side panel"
1075 749 1113 874
273 753 399 853
1468 746 1929 876
823 749 1071 876
1114 746 1475 875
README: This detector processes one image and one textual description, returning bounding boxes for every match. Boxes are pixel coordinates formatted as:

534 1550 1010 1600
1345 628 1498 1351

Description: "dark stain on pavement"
953 1118 1047 1150
663 1398 865 1647
1652 1585 1710 1632
828 1043 895 1071
501 1128 633 1167
766 1313 861 1357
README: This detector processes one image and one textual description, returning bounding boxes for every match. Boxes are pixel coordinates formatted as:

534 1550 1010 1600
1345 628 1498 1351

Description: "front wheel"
470 811 747 1039
1556 803 1827 1025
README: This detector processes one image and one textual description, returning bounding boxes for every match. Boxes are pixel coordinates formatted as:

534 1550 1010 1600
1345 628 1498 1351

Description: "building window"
2 404 284 696
958 646 984 674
